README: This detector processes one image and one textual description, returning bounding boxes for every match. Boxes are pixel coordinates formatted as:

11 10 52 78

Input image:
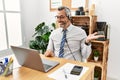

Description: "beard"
58 21 66 28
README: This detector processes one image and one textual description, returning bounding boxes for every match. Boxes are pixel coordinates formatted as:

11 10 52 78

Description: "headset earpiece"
65 7 71 20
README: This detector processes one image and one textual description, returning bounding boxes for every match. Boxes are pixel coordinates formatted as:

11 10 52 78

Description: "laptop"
11 46 59 72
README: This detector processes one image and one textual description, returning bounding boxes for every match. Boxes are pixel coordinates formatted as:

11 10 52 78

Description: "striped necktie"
59 29 67 58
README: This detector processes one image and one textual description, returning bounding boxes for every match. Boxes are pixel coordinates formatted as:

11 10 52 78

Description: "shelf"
87 62 103 68
72 15 97 17
71 15 97 35
72 15 109 80
91 39 109 44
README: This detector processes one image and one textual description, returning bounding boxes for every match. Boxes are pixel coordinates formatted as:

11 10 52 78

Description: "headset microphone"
65 39 76 61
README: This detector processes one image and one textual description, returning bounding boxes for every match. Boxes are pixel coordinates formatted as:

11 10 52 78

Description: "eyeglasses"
55 15 66 19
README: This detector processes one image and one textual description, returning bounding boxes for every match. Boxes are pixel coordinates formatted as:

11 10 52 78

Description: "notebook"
11 46 59 72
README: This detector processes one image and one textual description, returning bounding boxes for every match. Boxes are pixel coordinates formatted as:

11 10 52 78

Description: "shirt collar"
67 24 73 32
60 24 73 32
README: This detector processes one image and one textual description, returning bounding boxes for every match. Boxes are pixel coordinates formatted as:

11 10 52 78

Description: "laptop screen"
11 46 59 72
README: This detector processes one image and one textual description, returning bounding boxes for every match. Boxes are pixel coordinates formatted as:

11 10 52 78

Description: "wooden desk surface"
0 54 95 80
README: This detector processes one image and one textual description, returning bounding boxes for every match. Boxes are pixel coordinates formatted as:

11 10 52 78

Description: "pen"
65 74 67 79
63 69 67 79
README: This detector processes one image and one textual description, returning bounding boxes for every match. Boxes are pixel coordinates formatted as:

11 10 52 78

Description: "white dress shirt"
47 24 91 61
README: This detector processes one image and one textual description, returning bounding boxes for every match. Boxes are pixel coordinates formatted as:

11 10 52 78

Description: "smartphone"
70 65 83 75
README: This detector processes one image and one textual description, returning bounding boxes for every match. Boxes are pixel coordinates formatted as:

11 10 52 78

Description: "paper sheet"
51 0 62 8
48 63 89 80
71 0 85 8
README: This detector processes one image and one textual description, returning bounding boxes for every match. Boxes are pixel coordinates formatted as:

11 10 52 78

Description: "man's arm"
44 50 54 57
44 33 54 57
81 32 105 60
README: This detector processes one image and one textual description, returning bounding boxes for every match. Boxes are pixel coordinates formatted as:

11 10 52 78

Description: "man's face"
55 9 70 28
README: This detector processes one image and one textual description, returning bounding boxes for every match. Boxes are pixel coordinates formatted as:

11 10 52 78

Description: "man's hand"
86 32 105 43
44 50 54 57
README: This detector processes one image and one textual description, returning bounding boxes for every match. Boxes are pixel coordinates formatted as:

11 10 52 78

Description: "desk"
0 54 95 80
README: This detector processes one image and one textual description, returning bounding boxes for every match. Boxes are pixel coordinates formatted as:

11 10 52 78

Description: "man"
45 6 104 61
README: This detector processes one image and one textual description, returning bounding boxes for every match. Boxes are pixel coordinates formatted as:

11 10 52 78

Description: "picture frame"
50 0 89 11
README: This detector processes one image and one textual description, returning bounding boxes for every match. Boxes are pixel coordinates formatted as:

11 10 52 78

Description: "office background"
14 0 120 80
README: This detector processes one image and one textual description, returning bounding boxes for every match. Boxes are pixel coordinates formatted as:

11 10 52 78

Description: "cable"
65 39 76 61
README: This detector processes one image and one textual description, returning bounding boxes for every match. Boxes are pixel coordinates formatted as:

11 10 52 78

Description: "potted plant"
93 50 100 62
94 69 100 80
29 22 56 54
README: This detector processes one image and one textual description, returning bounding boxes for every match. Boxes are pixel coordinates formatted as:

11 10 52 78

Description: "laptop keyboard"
43 64 52 70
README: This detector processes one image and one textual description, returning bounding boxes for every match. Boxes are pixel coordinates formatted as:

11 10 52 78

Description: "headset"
65 7 72 20
58 6 72 20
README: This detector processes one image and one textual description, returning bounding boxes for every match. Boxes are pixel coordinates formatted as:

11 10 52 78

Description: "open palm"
86 32 105 43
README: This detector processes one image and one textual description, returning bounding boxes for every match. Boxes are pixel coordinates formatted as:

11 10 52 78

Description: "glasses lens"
55 16 65 19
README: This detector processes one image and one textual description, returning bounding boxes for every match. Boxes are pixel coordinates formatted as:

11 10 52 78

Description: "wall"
21 0 120 80
93 0 120 79
20 0 56 46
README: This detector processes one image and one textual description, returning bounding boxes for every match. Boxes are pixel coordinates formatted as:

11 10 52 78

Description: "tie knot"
63 29 67 36
63 29 67 33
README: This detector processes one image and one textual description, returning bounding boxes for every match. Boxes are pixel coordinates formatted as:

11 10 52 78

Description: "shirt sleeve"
46 34 54 52
80 31 91 60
